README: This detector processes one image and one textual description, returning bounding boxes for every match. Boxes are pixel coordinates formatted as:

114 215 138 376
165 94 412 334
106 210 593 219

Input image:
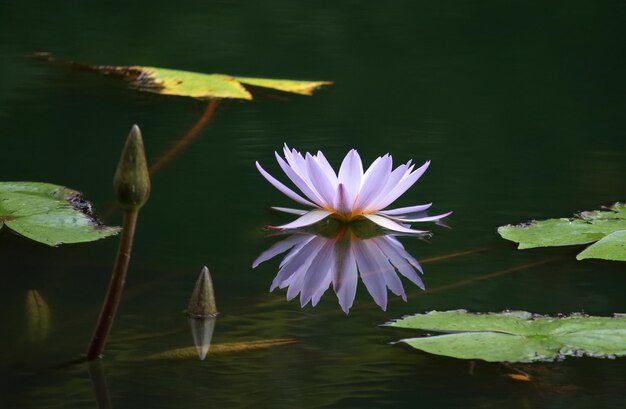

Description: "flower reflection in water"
253 219 426 313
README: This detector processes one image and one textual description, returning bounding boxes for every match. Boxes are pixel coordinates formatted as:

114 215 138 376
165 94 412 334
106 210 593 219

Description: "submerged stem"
149 100 218 174
86 209 139 360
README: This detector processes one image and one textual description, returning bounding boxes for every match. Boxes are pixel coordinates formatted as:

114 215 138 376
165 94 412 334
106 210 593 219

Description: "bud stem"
86 125 150 360
86 209 138 360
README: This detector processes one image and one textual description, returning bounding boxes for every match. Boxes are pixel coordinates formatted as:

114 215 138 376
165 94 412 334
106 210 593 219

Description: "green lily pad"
498 203 626 261
0 182 120 246
577 230 626 261
386 310 626 363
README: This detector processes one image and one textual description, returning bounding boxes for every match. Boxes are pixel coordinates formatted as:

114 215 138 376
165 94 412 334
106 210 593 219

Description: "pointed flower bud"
187 266 218 317
114 125 150 210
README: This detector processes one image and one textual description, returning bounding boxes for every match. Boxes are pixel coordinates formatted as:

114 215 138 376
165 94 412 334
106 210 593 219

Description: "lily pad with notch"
385 310 626 363
0 182 120 246
498 203 626 261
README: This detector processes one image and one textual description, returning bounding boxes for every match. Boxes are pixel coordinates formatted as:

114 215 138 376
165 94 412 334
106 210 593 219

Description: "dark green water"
1 1 625 408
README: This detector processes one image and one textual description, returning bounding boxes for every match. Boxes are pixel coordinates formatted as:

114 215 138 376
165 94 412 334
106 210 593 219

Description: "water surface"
1 1 625 408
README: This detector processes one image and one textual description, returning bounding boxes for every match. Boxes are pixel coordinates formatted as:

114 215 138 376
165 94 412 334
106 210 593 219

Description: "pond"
1 1 626 408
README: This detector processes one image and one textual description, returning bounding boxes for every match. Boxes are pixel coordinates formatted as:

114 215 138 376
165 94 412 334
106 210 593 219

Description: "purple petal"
353 155 393 212
333 241 358 314
314 151 339 187
283 146 313 186
385 211 453 223
386 236 424 273
333 183 351 216
285 239 328 302
311 271 332 307
337 149 363 205
278 236 316 268
362 156 382 180
363 240 406 301
301 244 335 307
282 145 305 174
378 204 433 216
256 161 317 208
365 163 411 211
271 206 308 215
373 237 425 289
362 214 430 234
301 241 334 306
305 153 336 207
286 269 306 301
353 238 388 311
275 152 326 206
375 161 430 210
267 209 331 230
252 234 312 268
272 237 325 290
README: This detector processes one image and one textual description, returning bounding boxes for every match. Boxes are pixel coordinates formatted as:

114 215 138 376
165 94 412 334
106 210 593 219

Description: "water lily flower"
256 145 451 233
253 220 426 313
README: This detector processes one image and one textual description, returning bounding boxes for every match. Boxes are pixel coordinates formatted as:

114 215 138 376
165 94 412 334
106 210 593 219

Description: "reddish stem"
149 100 218 174
86 209 138 360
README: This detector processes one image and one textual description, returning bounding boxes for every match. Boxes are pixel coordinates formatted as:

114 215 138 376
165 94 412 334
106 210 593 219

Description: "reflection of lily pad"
386 310 626 363
498 203 626 261
25 289 51 344
0 182 120 246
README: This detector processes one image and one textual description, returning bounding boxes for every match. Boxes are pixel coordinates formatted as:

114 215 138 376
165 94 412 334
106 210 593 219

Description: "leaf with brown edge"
0 182 120 246
33 54 332 101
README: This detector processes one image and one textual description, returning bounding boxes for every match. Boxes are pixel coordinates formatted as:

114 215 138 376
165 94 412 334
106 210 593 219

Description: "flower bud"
187 266 218 317
114 125 150 210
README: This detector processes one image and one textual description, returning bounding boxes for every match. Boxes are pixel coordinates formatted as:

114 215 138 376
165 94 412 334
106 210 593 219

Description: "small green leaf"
498 203 626 261
390 309 536 335
400 332 556 363
387 310 626 363
577 230 626 261
0 182 120 246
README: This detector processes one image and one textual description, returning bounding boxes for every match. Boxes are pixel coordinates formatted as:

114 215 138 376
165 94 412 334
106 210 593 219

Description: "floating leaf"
498 203 626 261
126 67 330 100
141 338 299 361
130 66 253 100
26 289 51 344
577 230 626 261
34 54 332 101
0 182 120 246
234 76 333 96
386 310 626 363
